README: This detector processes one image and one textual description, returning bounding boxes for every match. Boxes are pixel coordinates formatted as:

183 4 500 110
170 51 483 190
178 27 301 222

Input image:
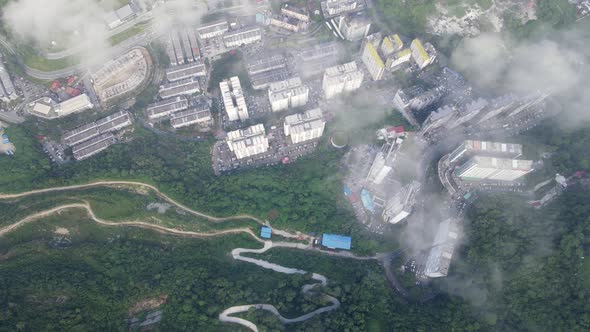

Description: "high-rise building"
448 140 523 164
366 136 405 185
322 61 364 99
268 77 309 112
220 77 249 121
421 105 455 133
382 181 421 224
410 39 437 69
454 156 534 182
226 124 269 159
337 12 371 41
284 108 325 144
380 34 403 56
361 33 385 80
385 48 412 71
424 218 460 278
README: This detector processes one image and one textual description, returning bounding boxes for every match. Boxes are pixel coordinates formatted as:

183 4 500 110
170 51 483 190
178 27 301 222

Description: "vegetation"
503 0 577 40
108 21 150 46
207 51 250 92
375 0 436 36
17 44 78 72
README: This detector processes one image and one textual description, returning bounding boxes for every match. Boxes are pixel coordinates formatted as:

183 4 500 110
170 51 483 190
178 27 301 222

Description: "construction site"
91 47 152 106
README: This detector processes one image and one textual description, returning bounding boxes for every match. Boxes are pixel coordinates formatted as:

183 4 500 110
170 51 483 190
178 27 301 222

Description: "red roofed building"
65 87 81 96
377 125 405 140
50 80 61 90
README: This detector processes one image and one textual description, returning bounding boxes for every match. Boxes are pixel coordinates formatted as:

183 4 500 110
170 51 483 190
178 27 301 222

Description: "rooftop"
321 233 352 250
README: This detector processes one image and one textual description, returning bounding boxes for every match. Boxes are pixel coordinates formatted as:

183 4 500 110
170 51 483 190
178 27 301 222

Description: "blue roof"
343 186 352 196
361 189 374 213
321 233 351 250
260 226 272 239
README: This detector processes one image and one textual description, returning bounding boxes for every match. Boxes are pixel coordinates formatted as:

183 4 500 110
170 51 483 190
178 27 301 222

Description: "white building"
454 156 534 182
170 103 212 129
322 0 359 17
220 77 249 121
361 33 385 81
223 27 262 48
0 63 17 102
382 181 421 224
55 94 93 116
337 13 371 41
380 34 404 56
366 136 405 185
424 218 460 278
410 39 437 69
159 77 200 99
197 20 229 39
226 124 269 159
448 140 523 164
284 108 325 144
281 4 310 22
147 96 188 120
385 49 412 71
322 61 364 99
268 77 309 112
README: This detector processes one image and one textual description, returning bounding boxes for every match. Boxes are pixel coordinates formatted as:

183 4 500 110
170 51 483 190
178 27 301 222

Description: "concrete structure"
421 105 455 133
103 3 138 29
197 20 229 39
166 62 206 82
322 61 364 99
146 96 188 120
185 28 201 61
170 102 212 129
179 30 194 63
410 39 437 69
220 77 249 121
376 126 405 141
92 48 149 104
284 108 325 144
424 219 460 278
250 68 291 90
63 110 132 147
268 77 309 112
270 16 301 32
448 140 523 164
385 48 411 71
281 4 309 22
247 54 286 75
159 77 200 99
223 27 262 48
454 156 534 182
321 233 352 250
299 42 340 62
226 124 269 159
55 94 93 116
322 0 361 17
72 132 116 160
361 33 385 80
366 136 406 185
382 181 421 224
336 12 371 41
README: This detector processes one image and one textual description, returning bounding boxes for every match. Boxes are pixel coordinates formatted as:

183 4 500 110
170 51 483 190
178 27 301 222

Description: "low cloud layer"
450 31 590 127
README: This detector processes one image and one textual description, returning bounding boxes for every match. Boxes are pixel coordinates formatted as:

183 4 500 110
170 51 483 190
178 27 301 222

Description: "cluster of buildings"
165 28 202 66
92 48 149 105
224 108 326 160
220 76 249 121
297 41 342 78
322 61 364 99
361 33 437 81
197 20 262 58
321 0 366 18
247 54 291 90
62 111 132 160
264 4 310 33
268 77 309 112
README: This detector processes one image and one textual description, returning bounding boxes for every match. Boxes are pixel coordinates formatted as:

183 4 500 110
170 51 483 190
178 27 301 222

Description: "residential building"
185 28 201 60
166 62 206 82
170 106 212 129
170 31 185 65
72 132 116 160
281 4 309 22
337 12 371 41
250 68 291 90
382 181 421 224
410 39 437 69
63 111 132 146
421 105 455 133
268 77 309 112
223 27 262 48
448 140 523 164
322 61 364 99
147 96 188 120
454 156 534 182
270 17 301 32
424 218 460 278
247 54 286 75
197 20 229 39
385 48 411 71
226 124 269 159
361 33 385 80
366 136 406 185
159 77 200 99
0 62 17 102
284 108 325 144
322 0 360 17
220 77 249 121
380 34 403 56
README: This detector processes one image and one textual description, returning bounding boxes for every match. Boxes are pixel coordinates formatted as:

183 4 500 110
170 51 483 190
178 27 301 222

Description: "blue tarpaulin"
361 189 374 213
260 226 272 239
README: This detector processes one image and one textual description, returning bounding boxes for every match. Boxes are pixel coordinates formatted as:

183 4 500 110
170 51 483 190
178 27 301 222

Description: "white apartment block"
322 61 364 99
410 39 437 69
361 34 385 81
454 156 534 182
284 108 326 144
268 77 309 112
226 124 269 159
220 76 249 121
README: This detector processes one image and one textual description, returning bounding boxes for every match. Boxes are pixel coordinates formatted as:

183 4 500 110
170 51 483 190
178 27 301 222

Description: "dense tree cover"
0 212 321 331
504 0 577 40
445 186 590 331
375 0 436 36
0 126 50 186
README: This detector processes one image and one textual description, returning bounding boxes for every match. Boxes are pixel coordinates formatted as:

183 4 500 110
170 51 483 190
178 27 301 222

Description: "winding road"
0 181 381 331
